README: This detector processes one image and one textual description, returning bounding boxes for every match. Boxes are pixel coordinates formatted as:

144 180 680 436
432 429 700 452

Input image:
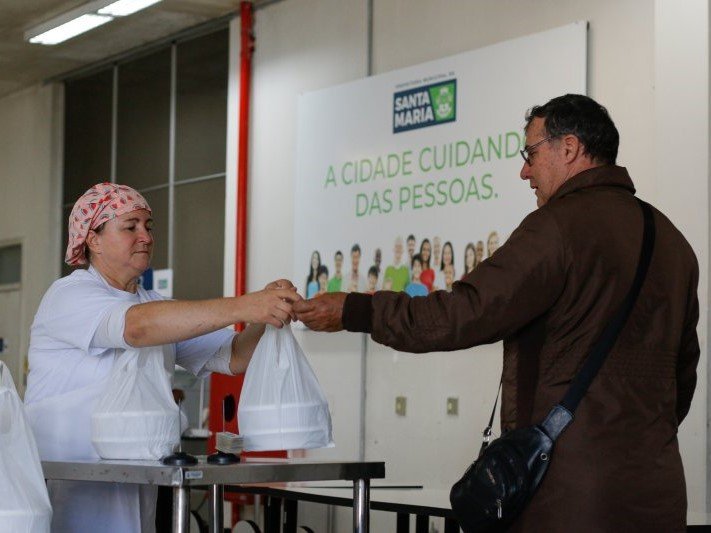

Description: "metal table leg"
353 478 370 533
172 486 190 533
264 495 282 533
210 484 224 533
415 514 428 533
283 498 297 533
396 512 410 533
444 517 460 533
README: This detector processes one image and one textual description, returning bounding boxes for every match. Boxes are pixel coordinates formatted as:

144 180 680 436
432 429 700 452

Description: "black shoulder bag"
450 198 655 532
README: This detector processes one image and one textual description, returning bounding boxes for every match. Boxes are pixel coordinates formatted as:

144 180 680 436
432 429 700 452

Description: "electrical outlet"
395 396 407 416
446 397 459 416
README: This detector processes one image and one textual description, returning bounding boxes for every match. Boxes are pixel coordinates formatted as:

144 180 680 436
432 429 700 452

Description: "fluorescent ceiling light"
28 14 113 45
25 0 163 46
98 0 163 17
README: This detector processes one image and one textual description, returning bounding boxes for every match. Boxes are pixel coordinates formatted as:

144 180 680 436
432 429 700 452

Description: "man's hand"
294 292 347 332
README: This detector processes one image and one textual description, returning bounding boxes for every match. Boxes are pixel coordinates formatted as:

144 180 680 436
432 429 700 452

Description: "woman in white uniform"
24 182 300 533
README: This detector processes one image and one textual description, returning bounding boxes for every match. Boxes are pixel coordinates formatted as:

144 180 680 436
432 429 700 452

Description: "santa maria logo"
393 79 457 133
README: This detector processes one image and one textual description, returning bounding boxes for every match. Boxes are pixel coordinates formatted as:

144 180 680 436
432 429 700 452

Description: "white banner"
295 22 587 298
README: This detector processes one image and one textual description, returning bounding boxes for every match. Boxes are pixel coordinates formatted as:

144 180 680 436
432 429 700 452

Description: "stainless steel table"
41 457 385 533
231 483 459 533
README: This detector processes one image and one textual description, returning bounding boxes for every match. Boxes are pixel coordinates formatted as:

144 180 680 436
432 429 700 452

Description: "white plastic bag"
91 346 182 459
238 324 334 451
0 362 52 533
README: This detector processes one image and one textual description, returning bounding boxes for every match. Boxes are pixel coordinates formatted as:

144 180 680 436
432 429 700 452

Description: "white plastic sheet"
91 346 182 459
238 324 334 451
0 362 52 532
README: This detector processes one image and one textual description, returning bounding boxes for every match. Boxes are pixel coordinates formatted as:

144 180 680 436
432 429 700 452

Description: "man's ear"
561 134 583 163
85 229 101 256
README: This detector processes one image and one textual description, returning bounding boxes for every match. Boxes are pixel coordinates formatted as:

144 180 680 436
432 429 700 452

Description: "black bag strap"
540 198 655 440
561 198 655 412
478 378 502 456
479 198 655 445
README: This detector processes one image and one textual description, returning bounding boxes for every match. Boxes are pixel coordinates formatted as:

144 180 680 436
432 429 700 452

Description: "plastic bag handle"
270 325 293 371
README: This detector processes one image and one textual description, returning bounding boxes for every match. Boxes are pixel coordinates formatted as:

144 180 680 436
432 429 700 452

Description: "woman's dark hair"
84 222 106 263
463 242 476 274
306 250 321 288
440 241 454 271
525 94 619 165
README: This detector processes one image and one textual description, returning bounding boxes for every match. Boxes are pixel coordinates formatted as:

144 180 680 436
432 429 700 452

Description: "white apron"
26 377 157 533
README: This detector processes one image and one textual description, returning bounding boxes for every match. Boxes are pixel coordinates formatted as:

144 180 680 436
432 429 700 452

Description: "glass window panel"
64 70 113 204
140 188 169 271
0 245 21 285
117 49 171 189
175 29 228 181
174 178 224 300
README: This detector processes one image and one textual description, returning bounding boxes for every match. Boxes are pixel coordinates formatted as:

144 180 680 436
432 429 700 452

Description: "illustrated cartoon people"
462 242 476 279
327 250 343 292
306 250 321 298
419 238 435 292
405 254 428 297
487 231 500 257
346 243 362 292
317 265 329 295
365 266 379 295
384 236 409 292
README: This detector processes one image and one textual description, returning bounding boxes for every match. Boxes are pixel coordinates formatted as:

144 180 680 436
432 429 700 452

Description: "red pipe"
208 1 255 456
235 0 254 325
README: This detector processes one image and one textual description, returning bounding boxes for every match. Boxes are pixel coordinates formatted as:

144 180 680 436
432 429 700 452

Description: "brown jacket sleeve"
343 208 567 352
676 259 700 424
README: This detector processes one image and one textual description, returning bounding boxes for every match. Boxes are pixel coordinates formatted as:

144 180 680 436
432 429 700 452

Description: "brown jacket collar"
549 165 636 203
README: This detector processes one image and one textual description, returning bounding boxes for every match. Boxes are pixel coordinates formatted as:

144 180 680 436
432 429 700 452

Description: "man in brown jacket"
294 94 700 532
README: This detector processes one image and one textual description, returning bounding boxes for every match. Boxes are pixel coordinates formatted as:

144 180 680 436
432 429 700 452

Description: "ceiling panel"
0 0 242 98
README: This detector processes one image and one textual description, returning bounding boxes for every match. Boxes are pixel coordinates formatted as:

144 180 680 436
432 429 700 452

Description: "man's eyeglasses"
520 136 556 165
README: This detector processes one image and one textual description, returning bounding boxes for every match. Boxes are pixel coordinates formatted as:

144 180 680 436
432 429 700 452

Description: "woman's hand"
263 279 299 323
237 282 301 327
264 278 296 291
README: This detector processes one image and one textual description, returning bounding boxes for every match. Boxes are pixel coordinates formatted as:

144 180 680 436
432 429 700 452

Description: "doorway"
0 242 22 388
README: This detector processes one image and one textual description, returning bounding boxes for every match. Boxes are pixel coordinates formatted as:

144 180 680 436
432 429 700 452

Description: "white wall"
223 0 710 530
225 0 370 469
0 84 63 394
654 0 709 521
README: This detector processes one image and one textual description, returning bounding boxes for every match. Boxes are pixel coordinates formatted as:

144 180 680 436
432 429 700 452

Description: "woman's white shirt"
26 265 233 406
24 266 235 533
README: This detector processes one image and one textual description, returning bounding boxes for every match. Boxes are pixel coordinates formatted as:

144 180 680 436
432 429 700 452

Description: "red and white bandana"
65 182 151 266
